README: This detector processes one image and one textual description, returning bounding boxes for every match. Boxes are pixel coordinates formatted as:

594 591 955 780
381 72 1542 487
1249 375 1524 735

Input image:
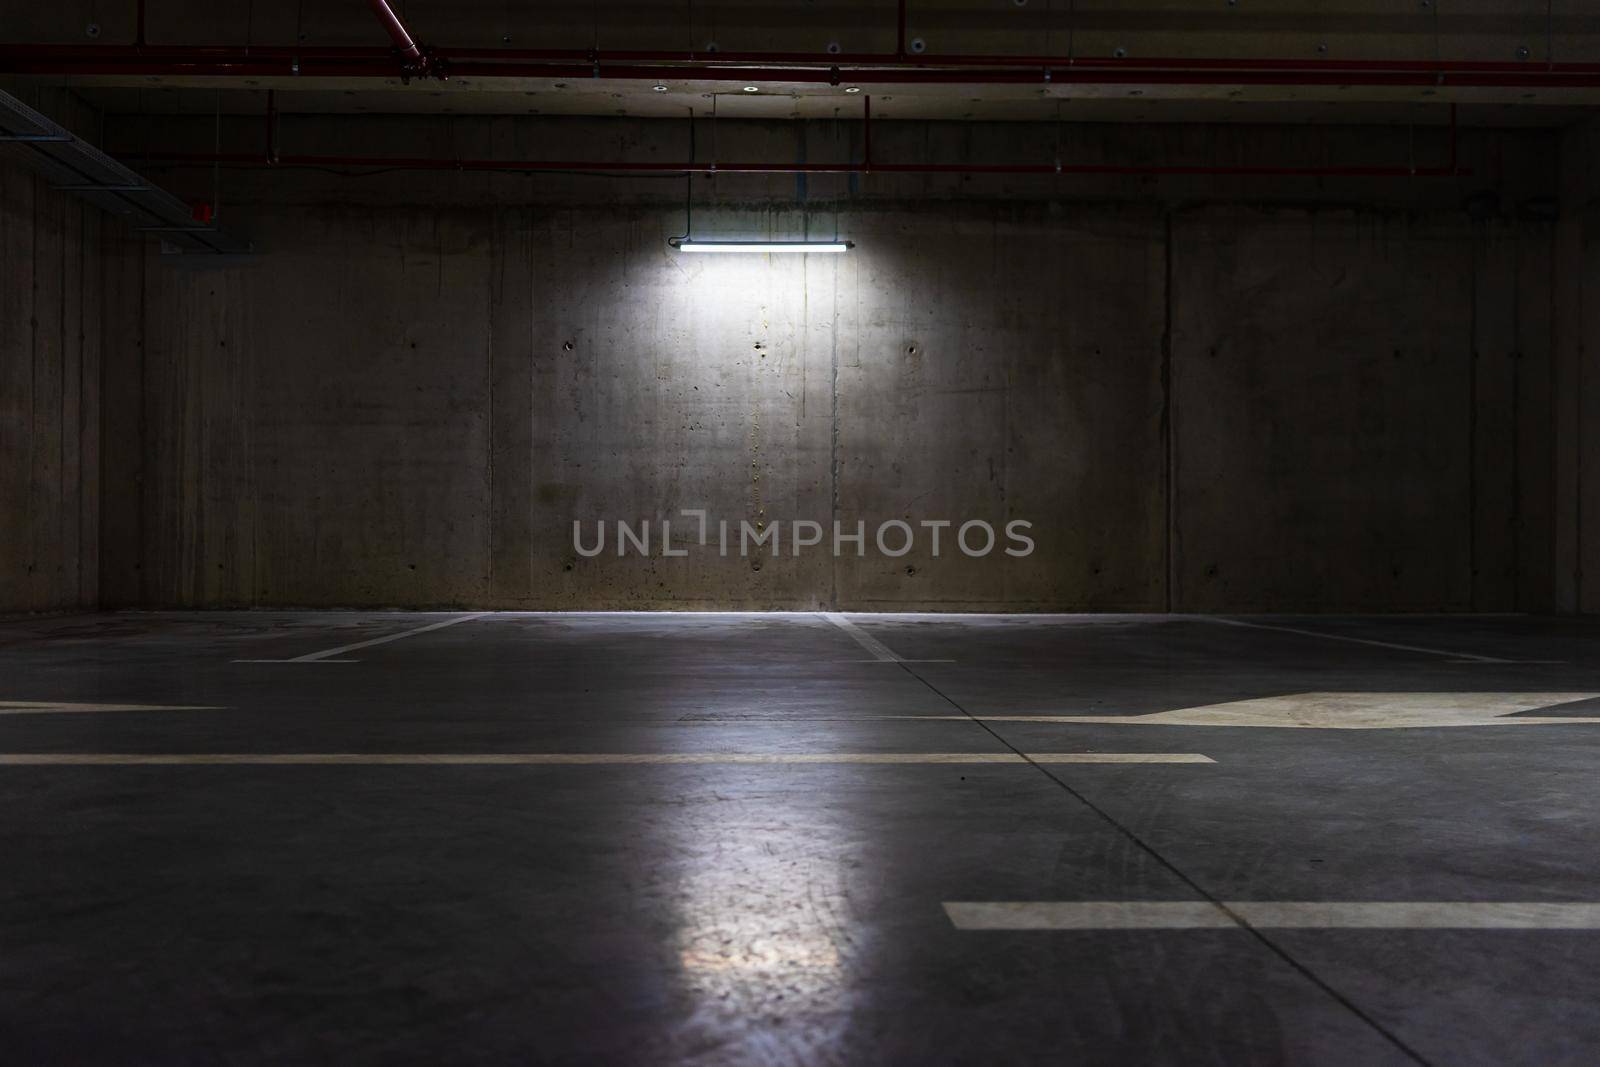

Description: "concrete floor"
3 613 1600 1065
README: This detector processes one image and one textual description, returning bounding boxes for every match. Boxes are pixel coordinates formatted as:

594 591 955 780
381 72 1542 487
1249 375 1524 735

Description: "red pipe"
3 45 1598 87
366 0 421 62
8 56 1597 87
364 0 443 80
13 43 1599 74
425 51 1588 74
449 63 1600 87
130 152 1467 178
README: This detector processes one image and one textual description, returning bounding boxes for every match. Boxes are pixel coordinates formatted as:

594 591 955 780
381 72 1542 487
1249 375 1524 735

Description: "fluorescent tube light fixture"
670 239 853 253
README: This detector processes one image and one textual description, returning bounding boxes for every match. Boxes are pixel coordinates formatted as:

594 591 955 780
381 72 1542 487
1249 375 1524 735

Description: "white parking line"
232 612 491 663
1205 618 1516 663
0 751 1215 766
945 901 1600 930
822 613 906 661
0 701 221 715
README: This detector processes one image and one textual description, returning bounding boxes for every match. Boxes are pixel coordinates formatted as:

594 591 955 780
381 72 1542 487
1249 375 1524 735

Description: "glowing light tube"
671 240 852 253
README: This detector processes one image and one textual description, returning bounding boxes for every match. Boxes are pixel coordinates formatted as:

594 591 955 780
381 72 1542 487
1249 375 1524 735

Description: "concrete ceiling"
13 0 1600 61
8 1 1600 123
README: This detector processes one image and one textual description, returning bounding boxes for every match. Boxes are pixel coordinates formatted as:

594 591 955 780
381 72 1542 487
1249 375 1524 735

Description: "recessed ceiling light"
844 86 861 94
742 85 760 92
653 84 668 92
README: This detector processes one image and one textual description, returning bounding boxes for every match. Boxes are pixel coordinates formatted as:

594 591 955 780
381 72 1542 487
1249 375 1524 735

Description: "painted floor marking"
1205 617 1516 663
0 701 221 716
905 691 1600 730
0 751 1215 766
945 901 1600 930
232 612 491 663
822 613 906 662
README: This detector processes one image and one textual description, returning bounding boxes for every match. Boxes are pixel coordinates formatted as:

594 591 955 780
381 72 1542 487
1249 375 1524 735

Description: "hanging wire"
682 172 692 240
212 89 222 223
1054 98 1063 173
796 97 808 240
675 106 695 241
833 106 842 241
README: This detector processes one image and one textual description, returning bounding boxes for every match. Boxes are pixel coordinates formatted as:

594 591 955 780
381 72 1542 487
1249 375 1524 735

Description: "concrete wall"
0 89 102 613
97 116 1561 610
1553 117 1600 613
1174 209 1553 611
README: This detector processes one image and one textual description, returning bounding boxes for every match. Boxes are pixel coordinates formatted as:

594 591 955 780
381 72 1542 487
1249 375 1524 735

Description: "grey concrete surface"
1555 116 1600 613
0 87 102 614
3 611 1600 1064
0 93 1576 615
88 114 1562 611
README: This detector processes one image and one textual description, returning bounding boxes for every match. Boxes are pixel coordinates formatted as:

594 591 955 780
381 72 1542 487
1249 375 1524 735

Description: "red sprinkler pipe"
13 43 1600 74
367 0 420 61
4 45 1600 87
131 153 1470 178
365 0 444 80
